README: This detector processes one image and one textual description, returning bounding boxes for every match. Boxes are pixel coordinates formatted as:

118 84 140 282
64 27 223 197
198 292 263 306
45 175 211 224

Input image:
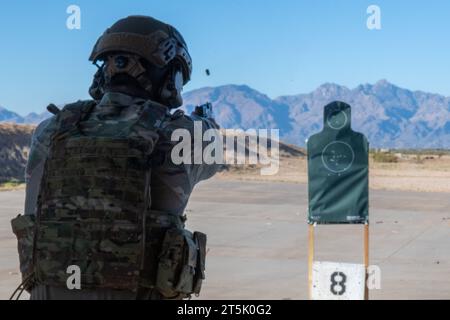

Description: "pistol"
194 102 213 119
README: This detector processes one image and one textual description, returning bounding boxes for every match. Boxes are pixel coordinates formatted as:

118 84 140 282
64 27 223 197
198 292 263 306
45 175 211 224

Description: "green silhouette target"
307 101 369 224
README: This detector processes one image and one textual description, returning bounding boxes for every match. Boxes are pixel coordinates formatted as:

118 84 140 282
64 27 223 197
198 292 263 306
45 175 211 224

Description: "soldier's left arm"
24 117 57 216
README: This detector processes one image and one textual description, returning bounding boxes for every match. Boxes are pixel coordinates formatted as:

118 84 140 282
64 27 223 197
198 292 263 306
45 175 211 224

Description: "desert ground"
0 177 449 300
219 150 450 193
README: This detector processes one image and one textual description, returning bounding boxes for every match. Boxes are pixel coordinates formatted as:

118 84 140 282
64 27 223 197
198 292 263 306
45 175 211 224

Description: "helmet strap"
89 64 106 100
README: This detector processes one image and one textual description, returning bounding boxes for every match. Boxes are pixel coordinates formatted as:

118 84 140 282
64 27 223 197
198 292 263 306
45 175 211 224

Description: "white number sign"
312 261 366 300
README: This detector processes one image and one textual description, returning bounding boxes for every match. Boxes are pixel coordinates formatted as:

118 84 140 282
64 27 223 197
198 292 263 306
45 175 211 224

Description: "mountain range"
182 80 450 148
0 106 50 125
1 80 450 148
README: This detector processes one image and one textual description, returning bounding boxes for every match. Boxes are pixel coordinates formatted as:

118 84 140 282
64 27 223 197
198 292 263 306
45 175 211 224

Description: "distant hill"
0 106 24 123
0 123 34 182
2 80 450 148
0 105 50 124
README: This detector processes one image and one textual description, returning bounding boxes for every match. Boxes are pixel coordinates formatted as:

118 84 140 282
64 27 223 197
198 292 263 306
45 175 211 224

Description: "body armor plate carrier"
11 100 206 297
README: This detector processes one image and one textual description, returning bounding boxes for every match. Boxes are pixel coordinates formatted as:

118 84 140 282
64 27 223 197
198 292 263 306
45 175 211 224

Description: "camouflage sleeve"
24 116 57 216
187 112 222 184
159 110 222 187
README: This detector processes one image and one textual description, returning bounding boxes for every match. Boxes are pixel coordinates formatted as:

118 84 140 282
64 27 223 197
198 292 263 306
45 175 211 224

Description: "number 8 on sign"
330 272 347 295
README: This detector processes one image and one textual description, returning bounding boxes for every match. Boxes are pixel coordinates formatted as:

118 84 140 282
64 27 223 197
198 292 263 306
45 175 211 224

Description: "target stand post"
308 222 370 300
307 223 315 300
364 223 369 300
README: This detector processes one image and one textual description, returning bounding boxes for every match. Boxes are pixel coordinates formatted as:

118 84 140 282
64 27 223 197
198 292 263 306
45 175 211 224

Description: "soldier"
11 15 220 300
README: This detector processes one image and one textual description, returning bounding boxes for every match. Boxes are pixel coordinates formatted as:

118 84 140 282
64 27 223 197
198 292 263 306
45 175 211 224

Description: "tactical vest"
11 100 206 297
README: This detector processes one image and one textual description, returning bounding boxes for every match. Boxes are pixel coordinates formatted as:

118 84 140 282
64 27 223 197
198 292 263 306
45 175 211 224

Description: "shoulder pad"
54 100 96 134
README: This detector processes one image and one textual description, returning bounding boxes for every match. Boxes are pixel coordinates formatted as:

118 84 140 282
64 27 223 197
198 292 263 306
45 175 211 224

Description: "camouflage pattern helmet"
89 15 192 85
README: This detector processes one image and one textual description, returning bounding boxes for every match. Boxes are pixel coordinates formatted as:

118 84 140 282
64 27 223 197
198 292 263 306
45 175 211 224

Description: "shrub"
373 152 398 163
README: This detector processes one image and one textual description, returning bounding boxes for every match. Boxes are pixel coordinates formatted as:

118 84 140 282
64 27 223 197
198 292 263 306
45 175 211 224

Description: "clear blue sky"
1 0 450 115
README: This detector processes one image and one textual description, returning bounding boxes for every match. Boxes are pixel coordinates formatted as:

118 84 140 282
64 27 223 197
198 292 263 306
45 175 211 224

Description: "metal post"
364 223 369 300
308 223 315 300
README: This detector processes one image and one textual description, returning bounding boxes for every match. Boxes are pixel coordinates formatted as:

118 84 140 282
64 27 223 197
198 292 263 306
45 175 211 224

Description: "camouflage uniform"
23 92 220 299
